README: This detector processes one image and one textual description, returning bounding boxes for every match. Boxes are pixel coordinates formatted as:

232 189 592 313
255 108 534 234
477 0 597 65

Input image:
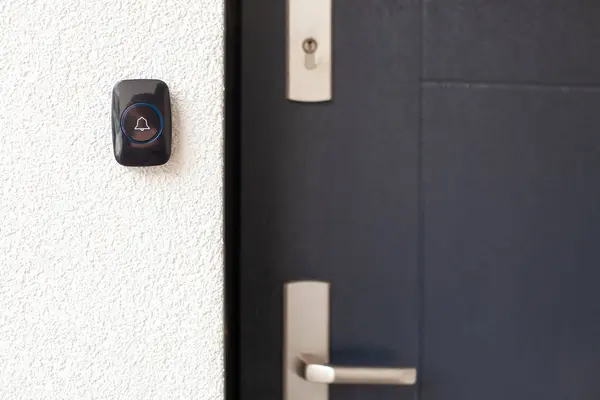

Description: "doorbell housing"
112 79 172 166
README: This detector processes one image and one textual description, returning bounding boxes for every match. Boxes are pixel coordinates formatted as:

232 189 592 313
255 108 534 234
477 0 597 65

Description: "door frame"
224 0 242 399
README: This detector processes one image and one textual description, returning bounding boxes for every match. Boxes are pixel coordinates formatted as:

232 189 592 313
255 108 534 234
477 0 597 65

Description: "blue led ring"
120 102 164 144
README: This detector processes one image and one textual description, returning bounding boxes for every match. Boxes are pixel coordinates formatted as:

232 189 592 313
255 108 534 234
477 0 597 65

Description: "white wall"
0 1 223 399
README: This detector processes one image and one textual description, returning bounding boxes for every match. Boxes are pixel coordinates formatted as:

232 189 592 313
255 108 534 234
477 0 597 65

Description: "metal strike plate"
286 0 332 102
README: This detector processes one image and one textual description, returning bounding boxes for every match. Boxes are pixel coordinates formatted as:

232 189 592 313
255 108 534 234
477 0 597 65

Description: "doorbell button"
121 103 163 143
112 79 172 167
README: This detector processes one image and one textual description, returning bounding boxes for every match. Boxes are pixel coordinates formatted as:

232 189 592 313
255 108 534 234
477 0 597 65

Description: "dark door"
233 1 600 399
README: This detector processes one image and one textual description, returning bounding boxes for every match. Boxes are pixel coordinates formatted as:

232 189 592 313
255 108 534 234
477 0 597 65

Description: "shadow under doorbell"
112 79 172 166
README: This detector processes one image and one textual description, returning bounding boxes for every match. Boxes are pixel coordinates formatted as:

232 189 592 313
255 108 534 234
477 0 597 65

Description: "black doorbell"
112 79 172 166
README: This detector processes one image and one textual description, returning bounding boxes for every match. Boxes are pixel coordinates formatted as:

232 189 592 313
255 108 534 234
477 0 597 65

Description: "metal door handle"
284 281 417 400
300 354 417 385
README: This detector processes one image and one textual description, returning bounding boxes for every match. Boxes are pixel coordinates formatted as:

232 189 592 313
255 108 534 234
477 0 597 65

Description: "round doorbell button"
120 103 163 143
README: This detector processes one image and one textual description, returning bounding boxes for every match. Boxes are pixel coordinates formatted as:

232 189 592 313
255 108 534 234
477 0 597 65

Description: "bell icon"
134 117 150 131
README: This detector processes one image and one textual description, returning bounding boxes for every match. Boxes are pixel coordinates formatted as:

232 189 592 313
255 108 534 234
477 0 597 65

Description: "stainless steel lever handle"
300 354 417 385
284 281 417 400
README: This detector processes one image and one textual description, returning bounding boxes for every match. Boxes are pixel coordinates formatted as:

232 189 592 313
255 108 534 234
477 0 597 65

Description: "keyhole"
303 38 318 53
303 38 318 70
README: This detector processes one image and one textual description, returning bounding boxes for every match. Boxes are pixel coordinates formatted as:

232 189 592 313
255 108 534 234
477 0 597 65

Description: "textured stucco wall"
0 1 223 399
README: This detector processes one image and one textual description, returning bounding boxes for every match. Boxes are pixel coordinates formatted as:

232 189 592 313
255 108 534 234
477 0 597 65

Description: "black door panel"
235 1 600 399
424 1 600 83
422 85 600 400
240 1 421 399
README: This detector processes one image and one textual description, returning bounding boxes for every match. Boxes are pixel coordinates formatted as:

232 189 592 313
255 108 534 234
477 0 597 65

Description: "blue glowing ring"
120 102 164 144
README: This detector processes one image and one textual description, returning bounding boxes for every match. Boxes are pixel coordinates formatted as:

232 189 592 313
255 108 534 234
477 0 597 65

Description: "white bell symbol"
134 117 150 131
